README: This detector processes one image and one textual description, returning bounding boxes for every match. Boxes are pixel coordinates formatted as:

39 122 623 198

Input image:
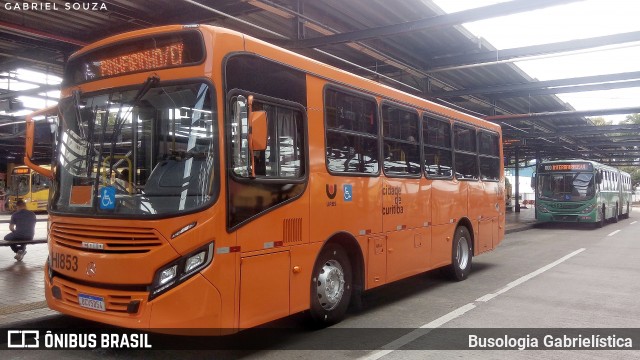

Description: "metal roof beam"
512 140 640 147
485 107 640 122
285 0 580 49
490 80 640 99
520 124 640 138
430 71 640 98
430 30 640 68
0 84 59 100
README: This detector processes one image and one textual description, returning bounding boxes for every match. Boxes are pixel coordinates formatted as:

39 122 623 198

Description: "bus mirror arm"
24 106 56 179
246 95 267 178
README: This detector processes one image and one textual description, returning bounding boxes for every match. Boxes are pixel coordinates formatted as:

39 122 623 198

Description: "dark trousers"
4 232 31 253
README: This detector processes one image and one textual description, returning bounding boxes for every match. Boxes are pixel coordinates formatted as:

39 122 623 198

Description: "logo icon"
343 184 353 202
100 186 116 210
325 184 337 199
86 262 97 277
7 330 39 348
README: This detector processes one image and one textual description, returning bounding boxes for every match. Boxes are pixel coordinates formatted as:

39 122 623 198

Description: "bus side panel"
239 251 290 329
431 179 466 267
289 241 323 314
383 178 430 282
309 173 382 241
469 181 500 254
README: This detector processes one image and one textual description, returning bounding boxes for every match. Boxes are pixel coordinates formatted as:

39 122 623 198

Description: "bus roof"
67 24 500 134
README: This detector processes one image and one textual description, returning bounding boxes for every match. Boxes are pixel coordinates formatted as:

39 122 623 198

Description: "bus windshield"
10 174 30 196
51 81 218 217
537 172 595 201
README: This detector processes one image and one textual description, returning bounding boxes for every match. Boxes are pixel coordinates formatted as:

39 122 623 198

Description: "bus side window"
325 88 379 174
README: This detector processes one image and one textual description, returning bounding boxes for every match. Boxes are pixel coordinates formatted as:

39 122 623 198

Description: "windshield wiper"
111 75 160 143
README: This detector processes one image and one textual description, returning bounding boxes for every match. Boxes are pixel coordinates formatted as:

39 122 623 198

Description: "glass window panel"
423 146 453 178
454 125 476 152
479 132 499 156
480 157 500 181
384 140 420 175
423 117 451 148
325 89 377 135
326 131 379 174
455 153 478 180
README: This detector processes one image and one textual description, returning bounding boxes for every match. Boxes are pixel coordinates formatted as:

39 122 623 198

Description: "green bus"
534 160 632 227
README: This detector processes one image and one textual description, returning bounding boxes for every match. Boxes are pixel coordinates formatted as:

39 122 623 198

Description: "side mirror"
596 171 602 184
24 106 56 179
249 110 268 152
530 174 536 189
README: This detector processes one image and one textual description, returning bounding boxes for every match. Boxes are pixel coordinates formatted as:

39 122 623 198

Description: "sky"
2 0 639 123
431 0 640 123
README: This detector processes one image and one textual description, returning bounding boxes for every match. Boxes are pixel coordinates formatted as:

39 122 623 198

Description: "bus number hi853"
25 25 505 332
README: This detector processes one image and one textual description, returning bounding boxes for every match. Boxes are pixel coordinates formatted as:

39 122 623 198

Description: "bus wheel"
612 204 619 223
596 206 605 228
446 226 473 281
309 244 352 327
624 203 630 219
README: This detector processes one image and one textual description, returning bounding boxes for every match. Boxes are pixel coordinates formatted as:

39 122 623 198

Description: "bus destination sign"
542 163 593 172
13 168 30 174
98 43 184 77
64 31 204 85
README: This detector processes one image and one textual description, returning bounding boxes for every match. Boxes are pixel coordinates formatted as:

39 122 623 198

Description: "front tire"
308 244 352 327
445 226 473 281
596 206 605 228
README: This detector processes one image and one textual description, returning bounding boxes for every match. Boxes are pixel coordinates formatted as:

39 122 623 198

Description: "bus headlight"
149 242 214 301
581 203 597 213
537 203 550 213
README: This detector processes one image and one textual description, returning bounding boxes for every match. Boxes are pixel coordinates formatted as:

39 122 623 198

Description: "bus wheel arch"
456 218 475 256
308 233 363 326
445 219 474 281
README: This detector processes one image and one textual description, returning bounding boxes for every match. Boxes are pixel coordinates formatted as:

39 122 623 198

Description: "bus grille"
51 223 163 253
549 203 582 210
58 281 145 314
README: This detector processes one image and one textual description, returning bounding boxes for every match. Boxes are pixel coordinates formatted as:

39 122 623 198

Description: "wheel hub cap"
316 259 345 311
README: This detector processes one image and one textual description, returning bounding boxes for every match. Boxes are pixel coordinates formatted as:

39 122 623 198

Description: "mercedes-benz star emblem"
86 262 97 277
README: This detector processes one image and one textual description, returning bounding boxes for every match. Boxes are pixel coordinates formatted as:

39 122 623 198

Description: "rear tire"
445 226 473 281
623 203 630 219
308 244 352 327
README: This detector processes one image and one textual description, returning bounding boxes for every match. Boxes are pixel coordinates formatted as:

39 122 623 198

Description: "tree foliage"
589 116 612 126
621 113 640 125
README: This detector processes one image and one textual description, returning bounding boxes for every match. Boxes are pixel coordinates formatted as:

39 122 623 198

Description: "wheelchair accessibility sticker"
343 184 353 202
100 186 116 210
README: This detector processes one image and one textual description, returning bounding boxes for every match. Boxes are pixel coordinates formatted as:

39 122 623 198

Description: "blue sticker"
564 194 571 201
100 186 116 210
343 184 353 202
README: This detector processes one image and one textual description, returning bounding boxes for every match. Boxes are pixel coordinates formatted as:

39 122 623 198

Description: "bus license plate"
78 294 106 312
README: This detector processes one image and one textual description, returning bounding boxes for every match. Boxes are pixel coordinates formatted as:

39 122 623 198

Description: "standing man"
5 199 36 261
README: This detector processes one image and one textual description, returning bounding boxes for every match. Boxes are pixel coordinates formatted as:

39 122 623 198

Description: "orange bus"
25 25 505 331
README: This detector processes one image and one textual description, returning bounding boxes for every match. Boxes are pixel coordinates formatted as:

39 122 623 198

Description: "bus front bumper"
44 263 223 330
536 210 597 223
